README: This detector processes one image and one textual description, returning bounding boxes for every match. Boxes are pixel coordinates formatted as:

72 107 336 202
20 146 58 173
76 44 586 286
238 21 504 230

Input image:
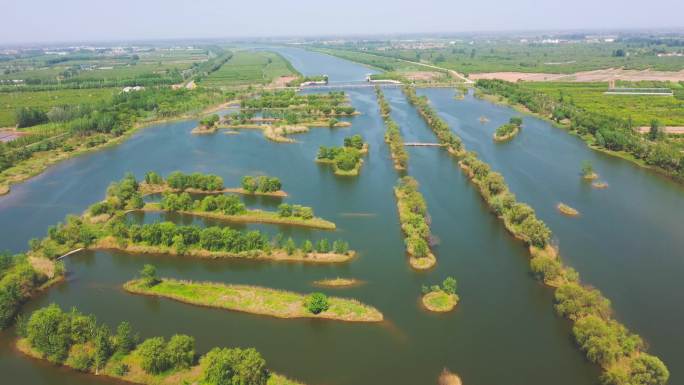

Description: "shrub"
305 293 330 314
138 337 170 374
555 283 611 321
140 264 159 287
166 334 195 369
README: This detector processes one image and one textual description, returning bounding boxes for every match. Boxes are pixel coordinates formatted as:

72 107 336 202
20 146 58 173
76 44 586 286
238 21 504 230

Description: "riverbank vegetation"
421 277 458 312
153 192 336 229
394 176 436 270
429 105 671 384
0 87 229 195
316 135 367 176
0 252 57 330
493 116 523 141
16 303 303 385
124 268 382 322
477 79 684 183
375 86 409 170
402 86 464 156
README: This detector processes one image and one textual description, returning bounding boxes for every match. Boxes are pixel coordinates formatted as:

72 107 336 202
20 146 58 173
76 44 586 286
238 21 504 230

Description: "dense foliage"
375 86 409 170
241 175 282 193
395 176 432 260
403 86 463 154
304 292 330 314
494 117 523 140
21 304 274 384
0 253 47 329
317 135 366 174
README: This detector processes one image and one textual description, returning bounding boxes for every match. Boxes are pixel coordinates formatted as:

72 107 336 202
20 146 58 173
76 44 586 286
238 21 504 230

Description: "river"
0 47 680 385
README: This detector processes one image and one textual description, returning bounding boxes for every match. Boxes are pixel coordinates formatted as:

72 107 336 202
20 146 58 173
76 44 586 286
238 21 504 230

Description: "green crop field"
522 82 684 126
201 51 299 87
0 88 117 127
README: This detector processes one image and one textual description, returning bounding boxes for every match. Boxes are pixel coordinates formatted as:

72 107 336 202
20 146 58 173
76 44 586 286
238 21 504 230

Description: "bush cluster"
395 177 431 259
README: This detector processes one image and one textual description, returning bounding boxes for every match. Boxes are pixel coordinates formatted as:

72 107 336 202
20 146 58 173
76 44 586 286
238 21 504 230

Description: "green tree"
94 325 112 372
26 304 72 364
140 264 159 287
138 337 170 374
115 321 136 354
166 334 195 369
648 119 661 141
305 293 330 314
442 277 457 295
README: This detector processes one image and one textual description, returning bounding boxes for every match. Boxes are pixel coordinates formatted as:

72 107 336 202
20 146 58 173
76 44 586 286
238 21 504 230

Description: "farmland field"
522 81 684 126
0 88 117 127
200 50 299 87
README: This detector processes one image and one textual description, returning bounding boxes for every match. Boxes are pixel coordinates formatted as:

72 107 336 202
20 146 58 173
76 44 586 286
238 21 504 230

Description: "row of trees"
375 86 409 170
20 304 272 385
160 192 245 215
421 276 458 296
395 177 432 259
453 122 669 384
241 175 282 193
403 86 464 154
241 90 351 114
277 203 314 219
165 171 224 191
111 219 351 257
476 79 684 179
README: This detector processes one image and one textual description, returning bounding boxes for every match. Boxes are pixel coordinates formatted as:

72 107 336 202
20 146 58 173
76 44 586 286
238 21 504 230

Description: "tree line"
18 303 274 385
395 176 433 260
375 86 408 170
456 128 668 384
402 86 464 155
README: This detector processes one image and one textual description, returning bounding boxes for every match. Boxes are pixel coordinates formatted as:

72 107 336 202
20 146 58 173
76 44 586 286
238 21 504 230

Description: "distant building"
122 86 145 93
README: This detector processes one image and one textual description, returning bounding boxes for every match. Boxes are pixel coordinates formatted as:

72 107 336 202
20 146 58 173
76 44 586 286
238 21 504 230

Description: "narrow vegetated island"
221 90 356 142
124 265 382 322
395 176 437 269
316 134 368 176
422 277 459 312
313 277 363 288
15 303 303 385
493 116 523 142
402 86 465 157
148 192 335 230
375 86 409 171
557 203 579 217
140 171 287 197
404 86 669 385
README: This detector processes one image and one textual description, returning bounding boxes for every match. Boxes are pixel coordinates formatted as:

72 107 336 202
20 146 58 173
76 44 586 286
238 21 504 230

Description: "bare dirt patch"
469 68 684 83
403 71 445 81
271 75 298 87
636 126 684 134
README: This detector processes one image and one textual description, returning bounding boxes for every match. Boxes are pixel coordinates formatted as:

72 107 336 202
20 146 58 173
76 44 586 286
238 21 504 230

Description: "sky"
3 0 684 44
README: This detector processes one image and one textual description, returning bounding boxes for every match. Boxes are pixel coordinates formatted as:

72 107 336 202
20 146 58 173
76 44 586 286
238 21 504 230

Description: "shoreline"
475 89 684 186
124 278 383 323
421 291 458 312
0 99 231 197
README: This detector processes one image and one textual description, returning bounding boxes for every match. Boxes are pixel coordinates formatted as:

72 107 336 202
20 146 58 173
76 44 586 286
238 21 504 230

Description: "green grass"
0 88 117 126
422 291 458 312
201 51 299 87
124 278 383 322
522 82 684 126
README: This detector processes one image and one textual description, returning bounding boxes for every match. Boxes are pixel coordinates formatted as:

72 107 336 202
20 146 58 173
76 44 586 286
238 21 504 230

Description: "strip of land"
124 278 383 322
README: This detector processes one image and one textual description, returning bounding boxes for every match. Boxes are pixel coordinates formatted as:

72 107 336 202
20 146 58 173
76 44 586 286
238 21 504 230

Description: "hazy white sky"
3 0 684 44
